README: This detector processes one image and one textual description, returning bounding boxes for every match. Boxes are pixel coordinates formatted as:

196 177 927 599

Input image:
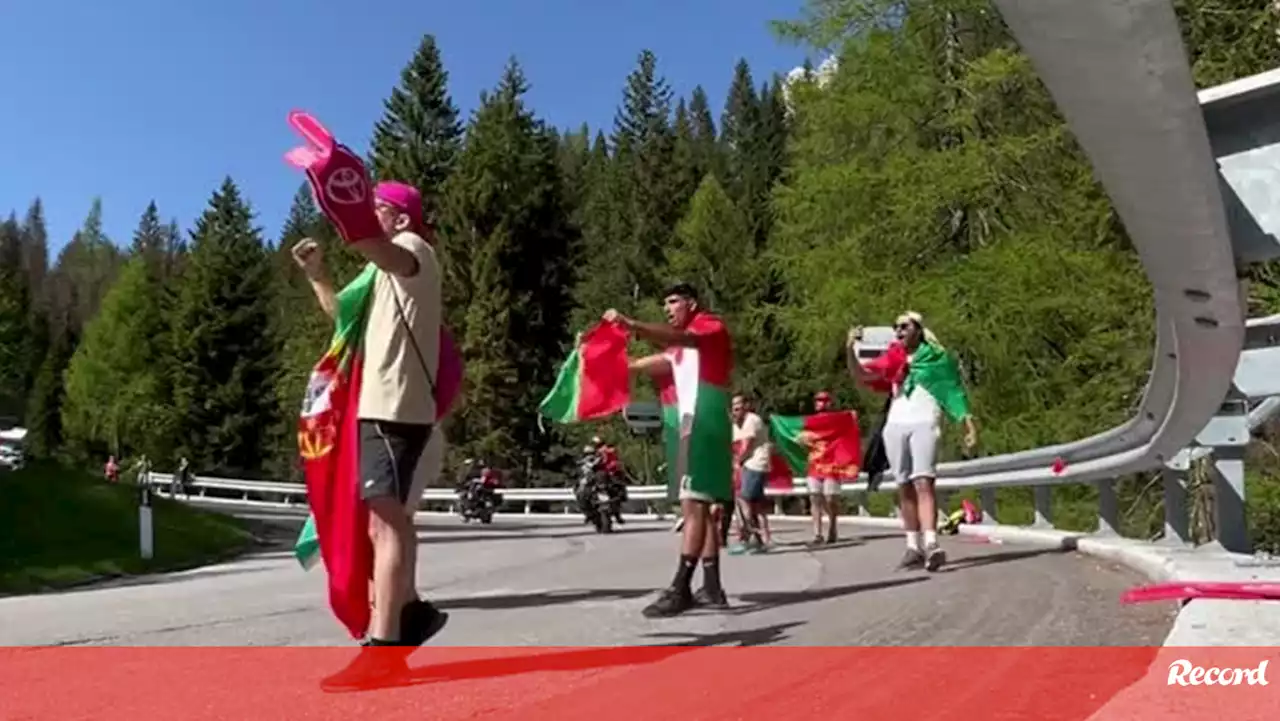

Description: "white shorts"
882 421 939 484
405 426 446 516
807 478 841 496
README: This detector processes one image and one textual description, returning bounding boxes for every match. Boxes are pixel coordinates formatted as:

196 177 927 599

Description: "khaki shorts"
807 478 841 496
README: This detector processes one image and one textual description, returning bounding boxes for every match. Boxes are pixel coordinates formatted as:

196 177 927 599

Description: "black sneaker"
400 599 449 647
693 586 730 609
924 544 947 572
897 548 925 570
320 644 411 692
642 587 694 618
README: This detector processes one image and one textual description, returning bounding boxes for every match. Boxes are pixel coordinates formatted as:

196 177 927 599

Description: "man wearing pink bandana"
292 179 445 656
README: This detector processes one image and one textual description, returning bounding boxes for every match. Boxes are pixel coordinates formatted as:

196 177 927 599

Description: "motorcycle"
458 471 501 524
575 456 615 534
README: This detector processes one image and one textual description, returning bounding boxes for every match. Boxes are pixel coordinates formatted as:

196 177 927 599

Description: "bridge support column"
1159 467 1191 545
1032 485 1053 528
1095 480 1119 536
1210 446 1251 554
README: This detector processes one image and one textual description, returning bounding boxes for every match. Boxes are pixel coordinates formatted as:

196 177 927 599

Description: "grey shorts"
882 421 939 485
359 419 432 505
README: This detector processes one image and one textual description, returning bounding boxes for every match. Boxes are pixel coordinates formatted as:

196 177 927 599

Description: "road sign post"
623 402 664 514
622 402 662 434
139 481 154 561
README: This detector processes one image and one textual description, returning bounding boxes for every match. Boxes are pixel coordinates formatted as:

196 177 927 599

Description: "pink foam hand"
283 110 382 245
1122 581 1280 604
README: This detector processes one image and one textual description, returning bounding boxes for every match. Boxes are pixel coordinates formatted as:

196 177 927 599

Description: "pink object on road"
1122 581 1280 604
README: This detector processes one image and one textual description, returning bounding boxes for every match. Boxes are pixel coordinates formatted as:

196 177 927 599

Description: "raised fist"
291 238 324 280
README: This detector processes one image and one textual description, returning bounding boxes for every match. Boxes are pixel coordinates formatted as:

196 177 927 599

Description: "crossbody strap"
388 277 437 399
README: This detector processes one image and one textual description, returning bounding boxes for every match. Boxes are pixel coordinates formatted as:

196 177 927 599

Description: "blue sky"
0 0 816 257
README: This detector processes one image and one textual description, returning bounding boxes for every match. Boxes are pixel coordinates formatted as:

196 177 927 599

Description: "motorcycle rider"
457 459 498 520
576 443 601 519
593 436 626 525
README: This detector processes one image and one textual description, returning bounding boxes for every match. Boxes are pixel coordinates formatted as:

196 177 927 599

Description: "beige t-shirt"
734 412 771 472
357 231 442 425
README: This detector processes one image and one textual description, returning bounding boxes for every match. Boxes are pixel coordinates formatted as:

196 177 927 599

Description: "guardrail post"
856 490 869 517
1032 486 1053 528
1096 480 1119 536
1159 466 1191 545
978 488 998 525
524 501 532 515
1210 446 1251 554
935 489 951 525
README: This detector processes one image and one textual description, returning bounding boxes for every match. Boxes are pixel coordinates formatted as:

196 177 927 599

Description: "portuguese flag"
539 320 632 423
660 312 734 501
292 263 378 640
768 411 863 486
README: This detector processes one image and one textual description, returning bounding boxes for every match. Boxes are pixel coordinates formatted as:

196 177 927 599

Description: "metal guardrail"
149 1 1266 557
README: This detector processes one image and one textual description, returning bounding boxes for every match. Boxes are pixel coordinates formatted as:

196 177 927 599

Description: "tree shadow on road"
640 621 804 647
432 587 654 611
727 576 929 616
936 545 1072 574
320 623 804 693
756 531 903 555
762 538 868 555
417 524 664 545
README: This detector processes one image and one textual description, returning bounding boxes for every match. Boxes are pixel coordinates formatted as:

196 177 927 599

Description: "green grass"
0 461 255 594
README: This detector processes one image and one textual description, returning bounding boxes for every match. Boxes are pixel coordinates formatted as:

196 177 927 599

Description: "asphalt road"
0 515 1177 647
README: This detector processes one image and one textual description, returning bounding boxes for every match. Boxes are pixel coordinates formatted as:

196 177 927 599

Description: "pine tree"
24 329 71 459
370 34 463 219
168 178 282 475
130 201 168 272
60 255 169 460
671 99 701 213
0 214 31 421
441 59 578 470
45 199 123 346
688 86 722 182
370 33 465 333
21 199 48 314
667 174 758 316
611 49 678 295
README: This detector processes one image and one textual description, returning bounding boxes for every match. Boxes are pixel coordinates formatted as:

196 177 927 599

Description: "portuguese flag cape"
768 411 862 486
539 320 631 423
660 313 734 500
292 263 378 640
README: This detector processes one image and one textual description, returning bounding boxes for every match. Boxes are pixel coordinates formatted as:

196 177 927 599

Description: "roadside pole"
139 471 154 560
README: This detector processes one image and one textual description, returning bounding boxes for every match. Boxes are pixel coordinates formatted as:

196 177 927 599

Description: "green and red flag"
539 320 632 423
292 263 378 640
658 312 735 502
768 411 863 487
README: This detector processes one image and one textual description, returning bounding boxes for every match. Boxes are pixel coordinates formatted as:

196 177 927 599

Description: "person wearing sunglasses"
848 312 977 571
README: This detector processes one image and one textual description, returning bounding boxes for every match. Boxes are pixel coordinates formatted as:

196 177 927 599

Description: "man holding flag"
848 312 978 572
292 179 448 659
604 282 735 617
804 391 843 545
